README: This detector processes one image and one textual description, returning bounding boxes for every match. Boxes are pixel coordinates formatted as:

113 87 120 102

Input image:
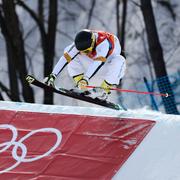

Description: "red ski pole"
86 85 169 97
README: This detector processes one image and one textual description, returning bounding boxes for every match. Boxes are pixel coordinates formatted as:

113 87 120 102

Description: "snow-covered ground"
113 111 180 180
0 101 180 180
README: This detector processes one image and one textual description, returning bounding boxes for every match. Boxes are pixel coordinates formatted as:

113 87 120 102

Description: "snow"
113 115 180 180
0 100 180 180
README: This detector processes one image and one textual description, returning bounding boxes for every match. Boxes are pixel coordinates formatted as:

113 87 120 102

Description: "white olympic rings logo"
0 124 62 174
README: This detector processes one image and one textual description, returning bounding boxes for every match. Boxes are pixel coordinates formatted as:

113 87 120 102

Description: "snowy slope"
0 101 180 180
113 112 180 180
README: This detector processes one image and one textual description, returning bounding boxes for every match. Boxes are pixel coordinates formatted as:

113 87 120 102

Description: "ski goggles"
81 34 96 54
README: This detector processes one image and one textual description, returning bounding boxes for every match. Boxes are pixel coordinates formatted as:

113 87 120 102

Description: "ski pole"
86 85 169 97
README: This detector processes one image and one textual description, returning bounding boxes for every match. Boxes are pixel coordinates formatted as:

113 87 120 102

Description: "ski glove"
100 80 113 94
77 78 89 90
73 74 89 90
44 73 56 87
73 74 84 84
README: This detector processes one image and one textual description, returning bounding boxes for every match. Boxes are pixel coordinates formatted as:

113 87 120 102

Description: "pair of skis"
26 75 125 111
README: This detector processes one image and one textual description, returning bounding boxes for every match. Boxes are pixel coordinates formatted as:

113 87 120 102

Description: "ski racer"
44 29 126 100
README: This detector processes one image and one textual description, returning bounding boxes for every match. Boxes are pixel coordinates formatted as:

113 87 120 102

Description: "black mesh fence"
120 71 180 114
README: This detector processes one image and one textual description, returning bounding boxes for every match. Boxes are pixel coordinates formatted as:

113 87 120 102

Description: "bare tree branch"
140 0 179 114
17 0 46 39
86 0 96 28
0 81 14 100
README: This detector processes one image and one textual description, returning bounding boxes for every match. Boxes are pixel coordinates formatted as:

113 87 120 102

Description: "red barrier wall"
0 110 155 179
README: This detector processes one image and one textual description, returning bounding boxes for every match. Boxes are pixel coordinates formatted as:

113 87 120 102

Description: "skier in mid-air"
44 29 126 100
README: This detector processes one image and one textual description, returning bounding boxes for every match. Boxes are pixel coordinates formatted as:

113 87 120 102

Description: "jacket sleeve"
95 39 109 59
52 43 79 76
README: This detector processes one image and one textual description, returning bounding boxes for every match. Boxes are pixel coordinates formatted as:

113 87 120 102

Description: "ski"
26 75 125 111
